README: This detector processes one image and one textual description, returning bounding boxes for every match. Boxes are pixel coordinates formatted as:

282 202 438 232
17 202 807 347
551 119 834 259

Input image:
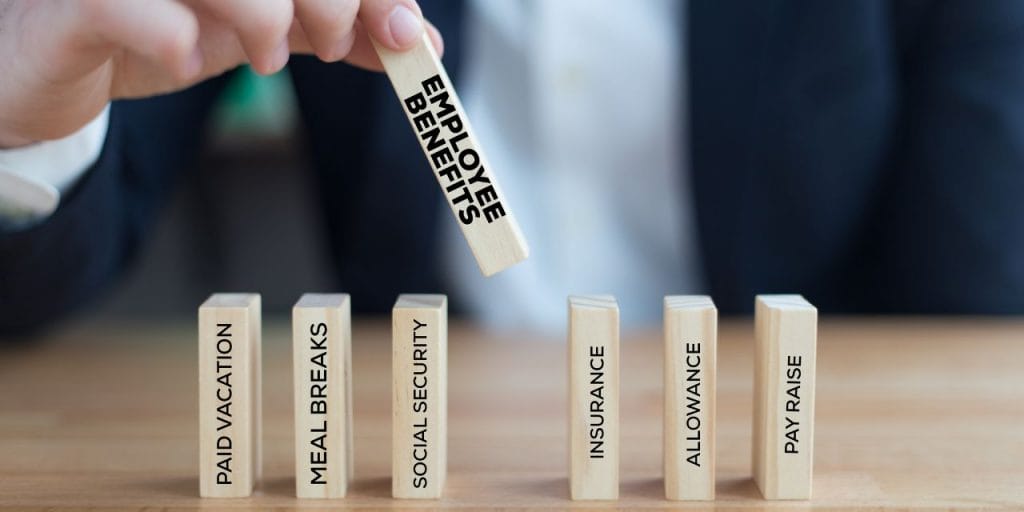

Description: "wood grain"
391 294 448 498
292 294 352 498
753 295 817 500
663 295 716 500
197 293 261 497
0 317 1022 510
373 34 529 277
568 295 620 500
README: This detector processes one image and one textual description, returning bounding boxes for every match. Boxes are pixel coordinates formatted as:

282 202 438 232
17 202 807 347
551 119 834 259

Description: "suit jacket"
4 0 1024 333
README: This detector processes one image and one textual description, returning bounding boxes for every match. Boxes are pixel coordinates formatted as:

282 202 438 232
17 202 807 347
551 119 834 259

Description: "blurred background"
92 71 336 321
10 1 1024 336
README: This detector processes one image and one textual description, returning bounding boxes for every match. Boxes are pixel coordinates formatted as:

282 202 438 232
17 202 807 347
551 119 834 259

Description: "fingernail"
267 39 290 74
388 4 423 48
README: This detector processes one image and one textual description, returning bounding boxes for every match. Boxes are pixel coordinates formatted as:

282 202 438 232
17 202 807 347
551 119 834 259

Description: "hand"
0 0 443 148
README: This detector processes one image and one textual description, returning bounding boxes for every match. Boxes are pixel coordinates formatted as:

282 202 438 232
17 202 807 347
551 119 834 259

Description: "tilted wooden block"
753 295 818 500
392 294 448 499
198 294 261 497
568 295 620 500
292 294 353 498
663 296 717 500
374 33 529 277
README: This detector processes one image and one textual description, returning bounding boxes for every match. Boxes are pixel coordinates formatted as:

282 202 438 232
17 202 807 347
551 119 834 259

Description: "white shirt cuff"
0 106 110 228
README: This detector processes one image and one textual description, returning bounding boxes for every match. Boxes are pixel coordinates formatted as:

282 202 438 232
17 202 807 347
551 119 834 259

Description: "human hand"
0 0 443 147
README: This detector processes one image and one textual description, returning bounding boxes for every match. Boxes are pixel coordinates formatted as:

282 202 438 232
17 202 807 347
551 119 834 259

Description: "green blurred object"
210 66 299 141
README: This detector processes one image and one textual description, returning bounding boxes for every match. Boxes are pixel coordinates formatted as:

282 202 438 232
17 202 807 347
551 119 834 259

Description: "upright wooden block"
753 295 818 500
374 33 529 277
663 296 717 500
568 295 620 500
198 293 261 498
392 294 448 499
292 294 353 498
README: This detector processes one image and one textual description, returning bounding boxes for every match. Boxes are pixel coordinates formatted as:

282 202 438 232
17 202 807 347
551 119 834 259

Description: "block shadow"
621 476 762 501
349 476 392 499
504 476 567 500
717 476 761 499
259 476 295 497
620 477 662 499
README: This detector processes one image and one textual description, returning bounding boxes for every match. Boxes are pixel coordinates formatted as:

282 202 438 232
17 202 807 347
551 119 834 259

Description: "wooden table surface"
0 317 1022 510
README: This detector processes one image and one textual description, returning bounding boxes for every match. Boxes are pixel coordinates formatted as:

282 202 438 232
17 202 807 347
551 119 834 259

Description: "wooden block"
392 294 448 499
753 295 818 500
198 293 261 498
292 294 353 498
373 33 529 277
663 296 717 500
568 295 620 500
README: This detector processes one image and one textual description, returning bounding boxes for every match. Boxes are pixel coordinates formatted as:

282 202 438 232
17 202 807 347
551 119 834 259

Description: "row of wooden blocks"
197 293 817 501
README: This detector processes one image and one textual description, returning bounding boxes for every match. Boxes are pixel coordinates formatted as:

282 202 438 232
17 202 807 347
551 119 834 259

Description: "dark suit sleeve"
871 0 1024 312
0 74 232 335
